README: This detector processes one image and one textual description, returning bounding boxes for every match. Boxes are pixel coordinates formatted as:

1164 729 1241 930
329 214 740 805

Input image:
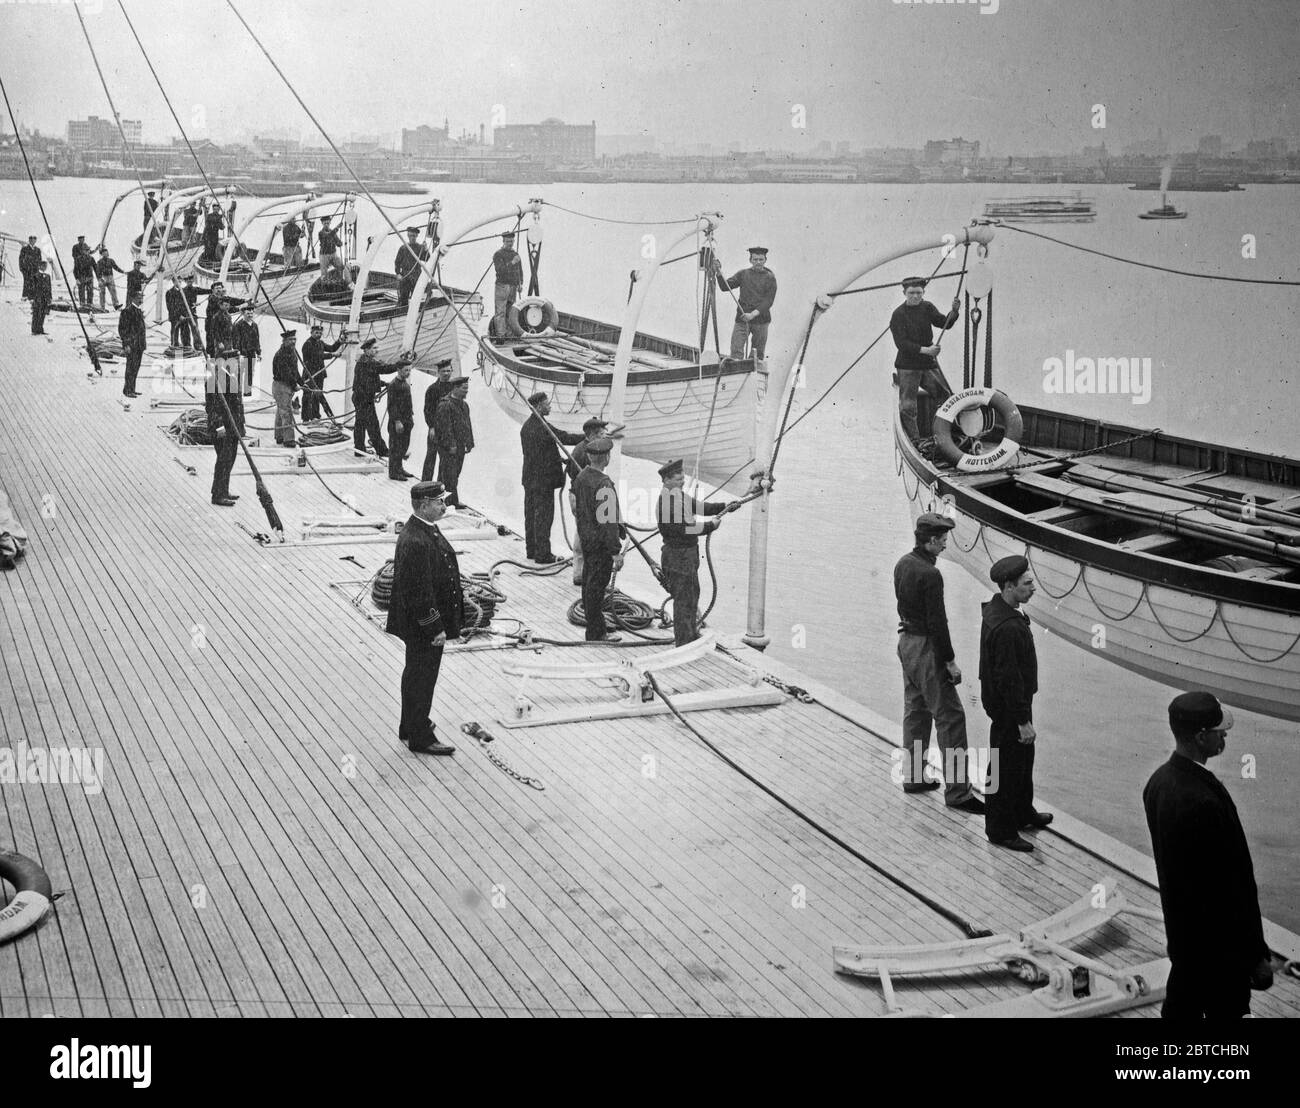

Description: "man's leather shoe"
534 553 560 565
211 496 237 507
389 473 412 481
950 796 987 814
1022 811 1054 829
410 740 455 756
990 835 1034 852
598 633 622 643
903 780 942 793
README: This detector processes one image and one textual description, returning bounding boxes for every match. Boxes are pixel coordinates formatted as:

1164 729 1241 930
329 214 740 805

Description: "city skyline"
2 0 1298 155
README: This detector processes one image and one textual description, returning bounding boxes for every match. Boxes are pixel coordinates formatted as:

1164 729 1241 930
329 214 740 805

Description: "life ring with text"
507 297 559 337
932 387 1023 472
0 851 53 945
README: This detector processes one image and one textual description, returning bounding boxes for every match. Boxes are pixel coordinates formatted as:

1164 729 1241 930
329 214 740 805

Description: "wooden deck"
3 292 1299 1018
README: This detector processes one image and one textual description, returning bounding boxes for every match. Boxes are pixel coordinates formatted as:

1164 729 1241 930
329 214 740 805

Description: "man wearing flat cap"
656 460 738 646
395 226 429 306
491 230 523 338
979 554 1051 851
270 328 302 448
890 277 961 453
433 376 474 508
385 481 463 756
520 391 586 563
712 246 777 361
351 337 406 457
421 359 457 482
892 511 983 812
564 417 612 585
1144 690 1273 1018
573 437 627 641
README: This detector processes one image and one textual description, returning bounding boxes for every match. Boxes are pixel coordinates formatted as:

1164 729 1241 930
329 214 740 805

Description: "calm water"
6 178 1298 929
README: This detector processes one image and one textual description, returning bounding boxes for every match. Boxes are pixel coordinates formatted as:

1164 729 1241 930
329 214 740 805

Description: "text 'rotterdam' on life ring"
0 851 53 945
933 386 1023 472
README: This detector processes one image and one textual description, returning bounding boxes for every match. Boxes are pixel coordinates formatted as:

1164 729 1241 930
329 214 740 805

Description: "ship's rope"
539 201 700 227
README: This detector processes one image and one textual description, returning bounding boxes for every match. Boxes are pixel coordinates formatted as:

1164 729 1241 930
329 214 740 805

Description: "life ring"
932 387 1023 472
507 297 559 338
0 851 53 945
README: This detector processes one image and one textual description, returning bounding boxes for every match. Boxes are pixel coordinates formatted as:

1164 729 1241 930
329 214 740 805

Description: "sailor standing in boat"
565 417 612 586
281 216 304 270
420 359 457 482
300 323 342 422
573 437 627 642
979 555 1053 852
395 226 429 306
351 337 405 457
385 480 462 756
386 361 418 481
520 391 586 564
892 512 983 813
317 215 350 287
491 231 523 338
890 277 960 455
270 329 302 449
712 246 777 361
433 377 474 508
1143 691 1273 1019
656 459 738 646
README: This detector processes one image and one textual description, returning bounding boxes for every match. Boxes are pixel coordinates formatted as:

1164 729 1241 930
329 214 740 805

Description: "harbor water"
6 178 1297 929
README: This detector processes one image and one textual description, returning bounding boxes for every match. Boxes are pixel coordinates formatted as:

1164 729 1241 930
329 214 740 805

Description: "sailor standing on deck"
19 236 40 300
125 259 148 303
892 512 983 813
385 480 462 756
300 323 342 422
180 275 203 352
95 246 124 311
573 437 626 642
712 246 777 361
890 277 960 453
395 226 429 306
420 359 457 482
433 377 473 508
118 290 147 398
979 555 1053 852
1143 691 1274 1019
204 281 227 349
206 296 233 360
165 277 188 349
270 329 302 448
206 349 243 508
232 304 261 398
656 459 738 646
72 237 95 308
351 338 405 457
491 231 523 337
29 259 52 335
386 362 417 481
520 392 585 564
565 417 611 586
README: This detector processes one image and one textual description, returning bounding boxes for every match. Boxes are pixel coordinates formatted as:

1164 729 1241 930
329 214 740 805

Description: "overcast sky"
2 0 1297 152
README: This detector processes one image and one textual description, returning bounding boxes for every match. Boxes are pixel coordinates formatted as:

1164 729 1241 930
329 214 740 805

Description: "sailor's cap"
436 358 453 369
747 245 768 255
410 480 448 503
360 338 378 350
582 417 608 433
1168 690 1233 732
658 459 684 479
280 329 297 339
527 391 548 406
585 437 613 455
902 276 929 289
989 554 1030 587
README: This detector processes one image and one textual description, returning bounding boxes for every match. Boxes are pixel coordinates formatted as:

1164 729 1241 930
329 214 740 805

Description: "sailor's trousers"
897 632 974 805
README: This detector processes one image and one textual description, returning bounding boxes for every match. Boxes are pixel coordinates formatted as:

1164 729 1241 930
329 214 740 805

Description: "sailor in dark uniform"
300 322 342 422
433 377 473 507
72 237 95 308
206 296 233 360
142 190 159 231
564 417 611 585
385 480 463 755
205 351 244 507
890 276 960 451
979 555 1052 852
1144 691 1274 1018
95 246 125 311
204 280 227 349
420 359 456 481
572 437 626 642
394 226 429 306
118 291 147 398
19 236 40 300
712 246 777 360
386 361 417 480
232 304 261 397
656 459 737 646
125 259 148 302
165 277 188 349
520 392 585 563
351 338 404 457
270 328 302 447
29 260 52 335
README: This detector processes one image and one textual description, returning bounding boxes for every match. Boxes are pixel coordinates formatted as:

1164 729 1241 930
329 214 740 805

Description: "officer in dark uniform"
420 359 457 481
29 259 52 334
573 437 626 642
19 236 40 300
231 304 261 397
205 352 244 507
979 554 1052 852
893 511 982 812
118 290 147 397
385 480 463 755
394 226 429 305
300 323 342 421
386 361 417 480
351 338 405 457
1144 691 1274 1019
433 377 473 507
656 459 737 646
520 391 585 563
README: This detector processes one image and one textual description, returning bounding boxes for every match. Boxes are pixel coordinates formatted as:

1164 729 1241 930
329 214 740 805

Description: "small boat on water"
1138 191 1188 219
983 192 1096 223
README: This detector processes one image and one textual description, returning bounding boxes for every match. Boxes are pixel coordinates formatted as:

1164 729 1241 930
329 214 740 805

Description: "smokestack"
479 123 484 145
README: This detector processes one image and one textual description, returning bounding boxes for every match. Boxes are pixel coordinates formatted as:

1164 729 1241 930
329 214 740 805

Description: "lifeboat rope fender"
0 851 54 945
933 386 1023 472
507 296 559 338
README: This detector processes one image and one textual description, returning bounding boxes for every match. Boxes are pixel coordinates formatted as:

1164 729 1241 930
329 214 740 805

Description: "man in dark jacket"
206 296 233 358
182 201 200 246
19 236 40 300
72 238 95 308
433 377 473 507
202 202 223 265
420 359 457 481
491 230 523 337
231 304 261 397
573 437 626 642
712 246 778 360
386 362 417 480
892 512 982 812
317 215 349 285
165 277 188 349
385 480 463 755
979 555 1051 851
125 259 148 302
29 259 52 334
351 338 404 456
95 247 124 310
890 276 960 449
655 458 738 646
520 392 585 563
142 190 159 231
270 328 301 447
118 291 147 397
564 417 611 586
300 323 342 421
281 216 304 268
394 226 429 305
205 353 244 507
1144 690 1274 1018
